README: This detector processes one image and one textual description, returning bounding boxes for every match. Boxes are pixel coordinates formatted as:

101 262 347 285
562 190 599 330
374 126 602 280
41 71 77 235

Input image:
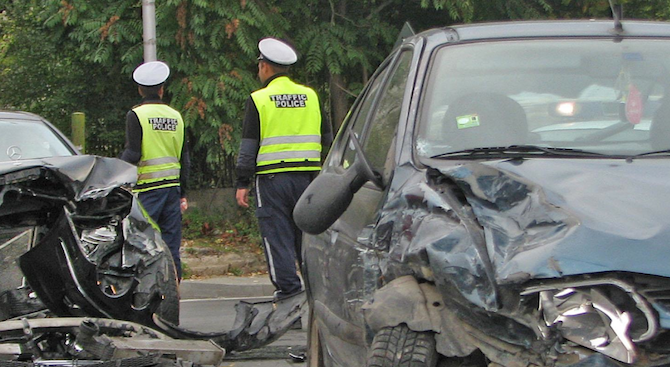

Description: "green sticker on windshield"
456 114 479 129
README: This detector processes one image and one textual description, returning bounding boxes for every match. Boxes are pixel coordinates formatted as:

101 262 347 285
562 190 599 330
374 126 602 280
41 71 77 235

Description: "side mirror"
294 129 383 235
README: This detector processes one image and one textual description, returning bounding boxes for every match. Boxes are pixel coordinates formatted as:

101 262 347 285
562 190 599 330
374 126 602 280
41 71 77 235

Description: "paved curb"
180 276 275 300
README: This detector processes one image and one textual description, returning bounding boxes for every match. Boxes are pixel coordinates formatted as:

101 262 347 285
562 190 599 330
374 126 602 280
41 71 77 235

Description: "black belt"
134 178 180 191
256 161 320 172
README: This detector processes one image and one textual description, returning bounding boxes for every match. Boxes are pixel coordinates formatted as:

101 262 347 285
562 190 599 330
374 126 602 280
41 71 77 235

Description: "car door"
303 48 414 366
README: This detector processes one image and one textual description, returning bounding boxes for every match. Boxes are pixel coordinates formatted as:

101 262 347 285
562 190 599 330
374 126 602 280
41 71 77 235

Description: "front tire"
367 324 438 367
155 253 180 325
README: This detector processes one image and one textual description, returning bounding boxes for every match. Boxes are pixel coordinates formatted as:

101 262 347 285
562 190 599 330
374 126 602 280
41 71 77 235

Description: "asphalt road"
180 296 307 367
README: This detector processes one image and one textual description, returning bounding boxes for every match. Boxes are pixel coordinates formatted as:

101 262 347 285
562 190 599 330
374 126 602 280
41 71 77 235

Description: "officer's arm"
119 111 142 164
235 97 260 189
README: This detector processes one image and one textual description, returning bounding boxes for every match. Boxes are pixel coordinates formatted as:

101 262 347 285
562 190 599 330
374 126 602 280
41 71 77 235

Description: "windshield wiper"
430 145 607 159
632 149 670 158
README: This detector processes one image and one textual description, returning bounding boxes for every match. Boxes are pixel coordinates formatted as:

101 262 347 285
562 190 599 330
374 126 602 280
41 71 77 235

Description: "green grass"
182 207 261 241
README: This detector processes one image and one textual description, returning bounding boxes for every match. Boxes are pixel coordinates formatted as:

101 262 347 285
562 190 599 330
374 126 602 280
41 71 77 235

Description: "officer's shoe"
288 351 306 362
273 289 303 302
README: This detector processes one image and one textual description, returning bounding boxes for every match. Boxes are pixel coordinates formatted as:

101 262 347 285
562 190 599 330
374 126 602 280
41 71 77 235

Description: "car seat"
441 93 529 152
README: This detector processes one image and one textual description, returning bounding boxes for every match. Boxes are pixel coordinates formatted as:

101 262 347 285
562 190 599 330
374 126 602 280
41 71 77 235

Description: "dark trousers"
138 186 183 279
255 172 312 298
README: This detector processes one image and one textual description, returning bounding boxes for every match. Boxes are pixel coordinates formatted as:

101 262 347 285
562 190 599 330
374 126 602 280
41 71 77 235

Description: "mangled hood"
0 155 137 201
375 157 670 315
433 158 670 282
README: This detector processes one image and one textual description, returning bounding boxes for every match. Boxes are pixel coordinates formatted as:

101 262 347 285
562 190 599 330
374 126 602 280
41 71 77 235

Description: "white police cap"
133 61 170 86
258 38 297 66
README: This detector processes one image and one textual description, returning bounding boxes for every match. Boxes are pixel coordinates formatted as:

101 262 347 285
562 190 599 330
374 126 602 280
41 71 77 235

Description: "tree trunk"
327 0 350 132
329 73 349 132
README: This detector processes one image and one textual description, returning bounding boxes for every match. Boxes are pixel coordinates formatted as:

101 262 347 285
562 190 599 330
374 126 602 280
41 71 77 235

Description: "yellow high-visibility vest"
252 76 322 174
132 103 185 192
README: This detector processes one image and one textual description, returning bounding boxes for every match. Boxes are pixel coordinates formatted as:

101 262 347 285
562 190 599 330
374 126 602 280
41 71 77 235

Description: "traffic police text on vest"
271 94 308 108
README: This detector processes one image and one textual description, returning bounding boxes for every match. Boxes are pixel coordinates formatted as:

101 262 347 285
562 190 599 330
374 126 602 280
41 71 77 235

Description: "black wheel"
155 253 180 325
307 306 325 367
367 324 438 367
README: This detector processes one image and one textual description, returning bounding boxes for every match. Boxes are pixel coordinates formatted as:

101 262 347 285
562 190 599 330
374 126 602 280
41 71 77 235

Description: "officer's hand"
180 197 188 213
236 188 250 208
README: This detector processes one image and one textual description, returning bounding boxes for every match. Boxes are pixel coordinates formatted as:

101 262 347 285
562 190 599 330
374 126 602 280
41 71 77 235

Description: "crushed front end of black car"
0 154 305 361
0 155 179 327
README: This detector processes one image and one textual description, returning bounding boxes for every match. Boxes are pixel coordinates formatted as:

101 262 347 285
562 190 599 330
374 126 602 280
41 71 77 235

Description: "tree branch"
367 0 395 20
334 80 358 98
329 0 335 24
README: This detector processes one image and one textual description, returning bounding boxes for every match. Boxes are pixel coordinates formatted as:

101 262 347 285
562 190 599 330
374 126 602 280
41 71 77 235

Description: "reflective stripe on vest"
133 103 185 192
251 76 322 174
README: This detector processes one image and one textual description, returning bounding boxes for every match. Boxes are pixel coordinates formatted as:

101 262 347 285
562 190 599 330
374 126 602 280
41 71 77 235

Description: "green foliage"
2 0 670 188
181 262 193 279
0 0 138 154
182 208 220 240
528 0 670 20
228 267 243 276
231 210 261 239
182 206 260 242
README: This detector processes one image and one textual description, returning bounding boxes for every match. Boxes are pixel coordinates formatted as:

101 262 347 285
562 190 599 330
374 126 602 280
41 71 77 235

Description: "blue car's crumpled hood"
436 158 670 283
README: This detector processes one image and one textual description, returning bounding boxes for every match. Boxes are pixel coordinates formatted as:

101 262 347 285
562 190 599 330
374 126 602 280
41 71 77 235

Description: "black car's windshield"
417 39 670 158
0 118 76 162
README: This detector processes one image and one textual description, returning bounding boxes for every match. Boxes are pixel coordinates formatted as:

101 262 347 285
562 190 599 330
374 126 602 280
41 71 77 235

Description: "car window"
341 62 391 170
417 39 670 158
363 50 412 178
0 119 76 162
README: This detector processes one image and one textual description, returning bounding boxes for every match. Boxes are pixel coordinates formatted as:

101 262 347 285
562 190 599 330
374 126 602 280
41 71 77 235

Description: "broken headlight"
523 279 659 364
80 224 119 261
66 190 137 300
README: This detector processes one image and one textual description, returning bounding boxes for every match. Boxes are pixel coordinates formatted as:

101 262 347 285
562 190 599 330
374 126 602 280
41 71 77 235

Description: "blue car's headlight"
523 279 659 364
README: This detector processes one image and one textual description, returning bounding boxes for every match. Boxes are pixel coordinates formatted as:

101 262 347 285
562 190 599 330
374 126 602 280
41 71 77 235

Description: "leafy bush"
182 208 220 240
182 207 261 248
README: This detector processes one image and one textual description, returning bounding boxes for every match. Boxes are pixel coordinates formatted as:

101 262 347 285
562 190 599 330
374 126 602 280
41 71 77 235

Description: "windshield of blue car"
0 118 76 162
416 38 670 159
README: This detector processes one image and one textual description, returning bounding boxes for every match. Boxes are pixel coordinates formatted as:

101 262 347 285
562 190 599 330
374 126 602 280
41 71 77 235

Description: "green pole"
71 112 86 154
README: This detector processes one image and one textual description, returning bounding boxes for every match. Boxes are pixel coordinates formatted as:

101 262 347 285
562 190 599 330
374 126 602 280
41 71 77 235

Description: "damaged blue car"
295 18 670 367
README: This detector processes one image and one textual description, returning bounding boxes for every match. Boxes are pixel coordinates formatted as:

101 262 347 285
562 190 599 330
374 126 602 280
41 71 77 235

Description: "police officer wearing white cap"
120 60 190 282
236 38 333 301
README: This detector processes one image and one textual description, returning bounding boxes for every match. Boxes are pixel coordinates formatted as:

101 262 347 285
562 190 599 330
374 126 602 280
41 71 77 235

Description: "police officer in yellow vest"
120 61 190 281
236 38 332 300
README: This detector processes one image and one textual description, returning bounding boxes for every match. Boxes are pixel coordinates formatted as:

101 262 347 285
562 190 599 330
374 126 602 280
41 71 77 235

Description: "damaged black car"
0 111 305 365
295 20 670 366
0 111 179 327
